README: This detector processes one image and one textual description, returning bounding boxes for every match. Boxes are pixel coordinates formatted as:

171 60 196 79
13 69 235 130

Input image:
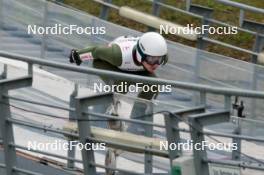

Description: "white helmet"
136 32 168 65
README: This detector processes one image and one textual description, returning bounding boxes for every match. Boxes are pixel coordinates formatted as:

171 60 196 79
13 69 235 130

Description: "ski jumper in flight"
69 32 168 131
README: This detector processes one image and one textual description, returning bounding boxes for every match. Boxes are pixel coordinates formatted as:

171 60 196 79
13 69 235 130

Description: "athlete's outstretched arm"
77 44 122 67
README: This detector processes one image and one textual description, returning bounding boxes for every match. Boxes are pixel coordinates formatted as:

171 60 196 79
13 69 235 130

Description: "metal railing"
0 51 264 174
95 0 264 64
216 0 264 27
216 0 264 15
1 0 264 117
92 0 264 120
2 51 264 98
0 0 263 174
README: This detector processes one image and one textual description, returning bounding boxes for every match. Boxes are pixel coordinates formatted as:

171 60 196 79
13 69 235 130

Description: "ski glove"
69 49 82 66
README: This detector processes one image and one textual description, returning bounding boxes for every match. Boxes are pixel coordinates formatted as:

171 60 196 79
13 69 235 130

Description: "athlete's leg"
91 60 127 129
126 72 158 135
92 60 159 134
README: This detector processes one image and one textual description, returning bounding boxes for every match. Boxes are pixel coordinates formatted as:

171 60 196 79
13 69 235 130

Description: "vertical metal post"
164 112 181 168
152 0 162 17
0 64 7 79
226 95 242 160
144 104 153 174
148 0 162 31
242 20 264 64
75 93 113 174
190 5 213 50
224 95 231 110
66 83 78 169
75 98 97 175
186 0 192 11
66 139 76 170
250 64 257 120
90 18 97 44
250 34 263 120
188 117 208 175
252 34 262 64
239 9 244 27
69 83 78 120
0 87 17 175
190 5 213 105
40 1 48 61
199 91 206 105
189 111 230 175
0 67 32 175
197 17 210 50
99 0 112 20
144 145 152 174
193 49 201 105
0 0 4 28
167 106 206 172
242 20 264 120
232 117 241 160
27 63 33 76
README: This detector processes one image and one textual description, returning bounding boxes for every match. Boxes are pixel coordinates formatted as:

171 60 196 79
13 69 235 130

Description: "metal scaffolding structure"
0 0 264 174
0 52 264 174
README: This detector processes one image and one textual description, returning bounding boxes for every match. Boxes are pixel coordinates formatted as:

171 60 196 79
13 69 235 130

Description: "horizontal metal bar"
77 92 113 107
91 162 145 175
174 126 264 143
216 0 264 14
0 163 5 168
172 105 205 117
3 94 73 111
202 37 259 55
93 0 119 10
148 0 263 36
13 167 44 175
204 158 264 171
88 136 168 157
7 118 79 138
119 6 197 40
1 52 264 99
8 117 165 157
8 118 168 157
191 110 230 126
84 111 165 128
174 116 264 142
10 143 83 164
173 126 191 133
0 76 32 90
8 104 70 120
202 130 264 143
4 93 180 114
95 0 263 38
4 94 177 128
206 18 261 36
92 0 264 44
9 114 264 145
116 92 186 108
148 0 205 18
243 20 264 33
7 110 264 170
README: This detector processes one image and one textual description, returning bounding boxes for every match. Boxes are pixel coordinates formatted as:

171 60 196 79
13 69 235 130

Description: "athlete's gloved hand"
69 49 82 66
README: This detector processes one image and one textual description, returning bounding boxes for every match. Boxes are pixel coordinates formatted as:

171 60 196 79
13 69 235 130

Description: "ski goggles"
145 55 165 65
